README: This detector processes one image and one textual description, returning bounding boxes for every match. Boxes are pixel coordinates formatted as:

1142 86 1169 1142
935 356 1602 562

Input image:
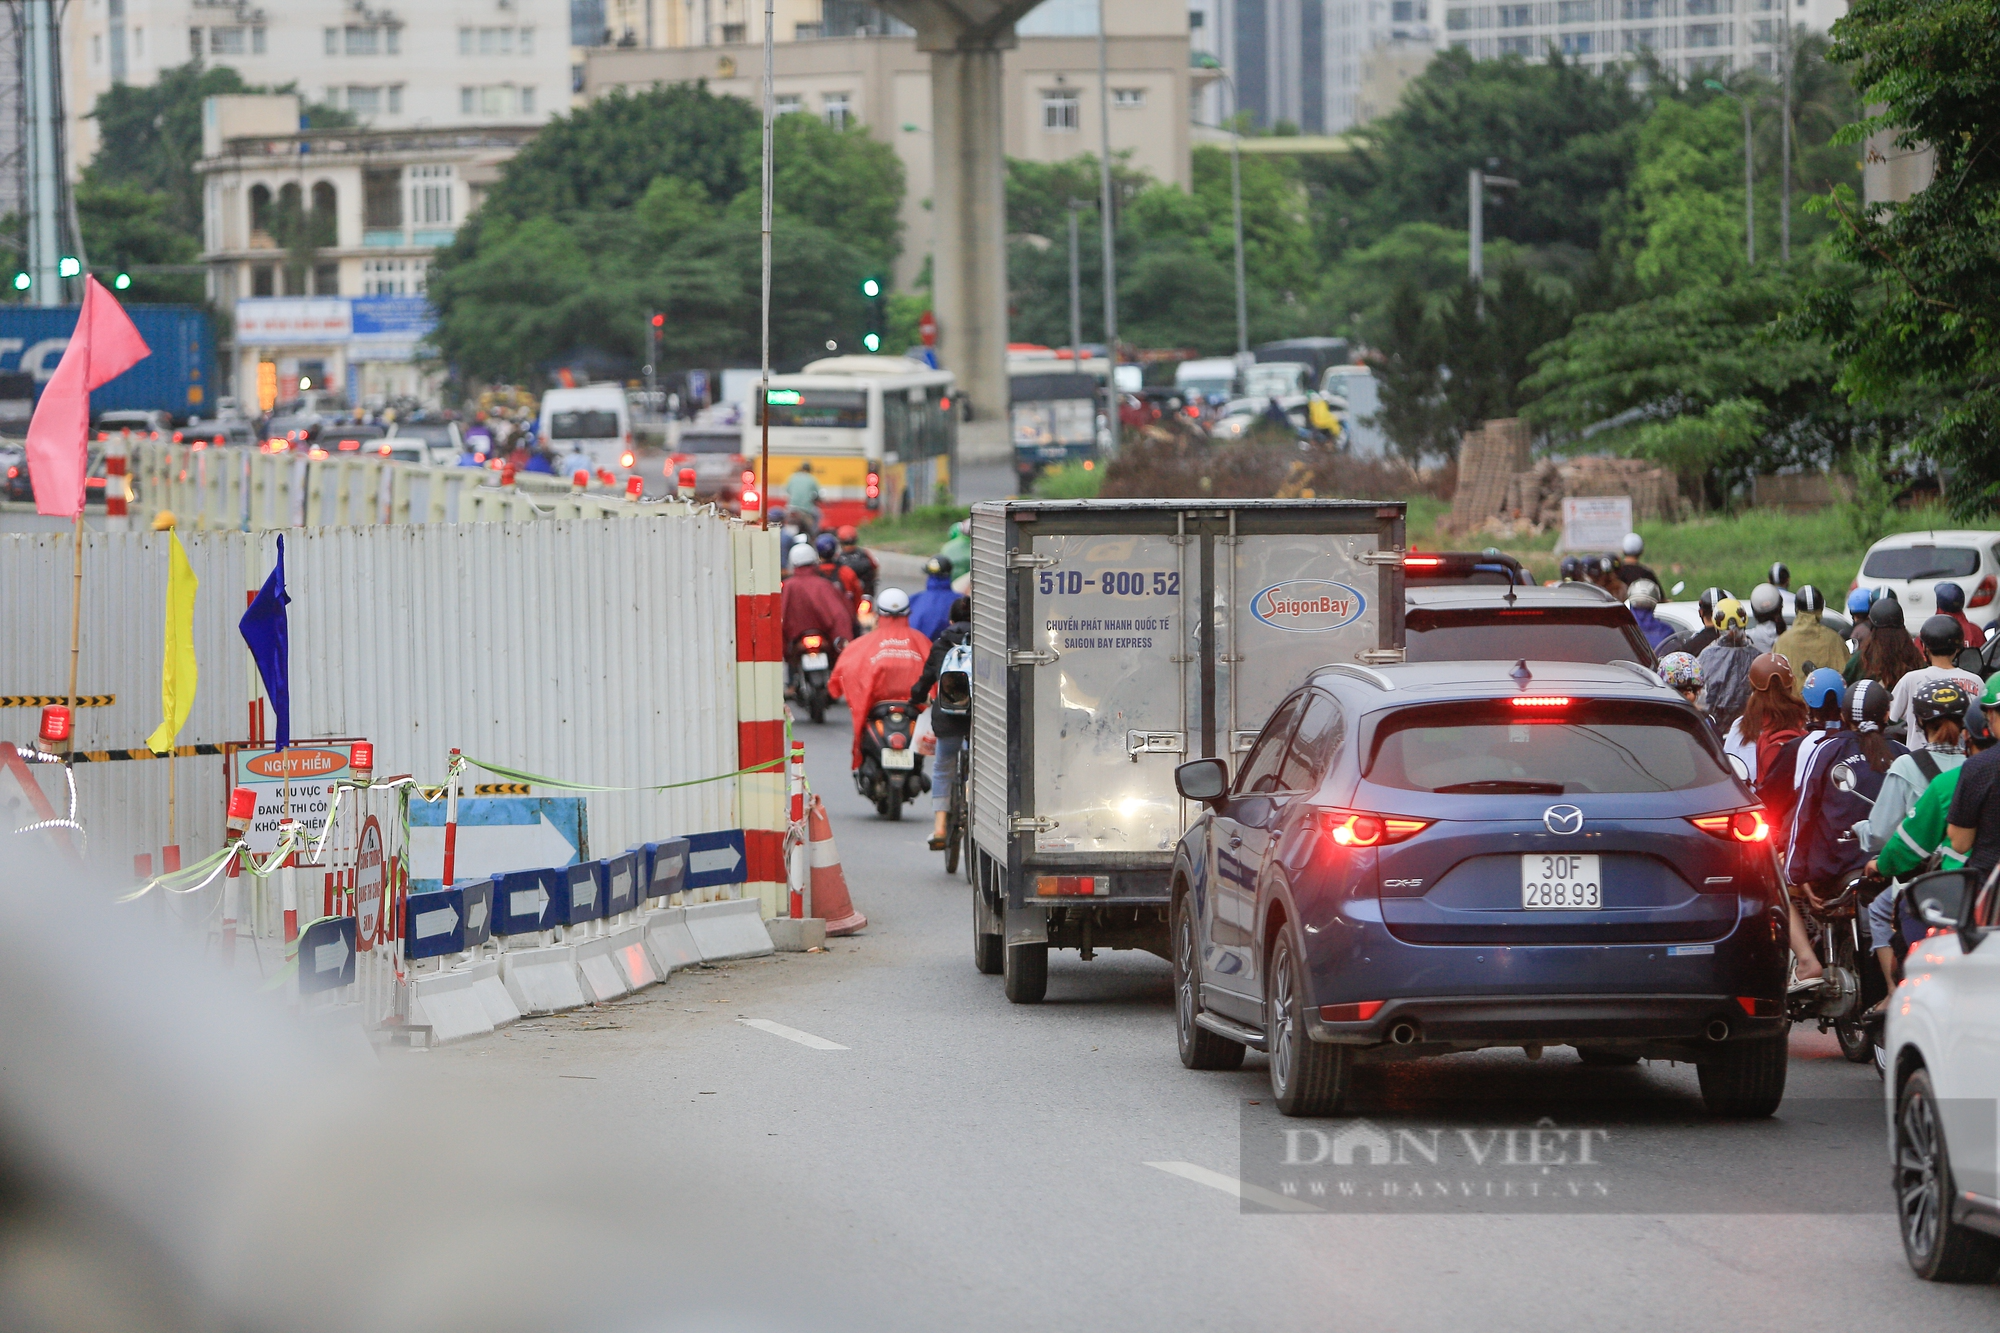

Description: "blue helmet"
1803 667 1846 710
1936 581 1966 614
814 532 839 560
1846 587 1875 614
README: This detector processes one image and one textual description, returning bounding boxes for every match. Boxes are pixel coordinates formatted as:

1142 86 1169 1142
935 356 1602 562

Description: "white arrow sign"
313 936 351 975
415 904 460 939
509 884 549 921
689 843 743 876
407 814 579 880
467 895 488 934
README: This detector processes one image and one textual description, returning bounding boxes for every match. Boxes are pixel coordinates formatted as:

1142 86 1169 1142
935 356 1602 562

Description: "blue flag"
239 536 292 750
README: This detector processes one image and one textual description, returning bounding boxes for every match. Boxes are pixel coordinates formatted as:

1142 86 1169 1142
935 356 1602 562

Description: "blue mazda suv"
1169 659 1790 1117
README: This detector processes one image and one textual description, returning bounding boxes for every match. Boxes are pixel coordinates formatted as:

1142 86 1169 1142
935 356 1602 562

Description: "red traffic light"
650 313 665 328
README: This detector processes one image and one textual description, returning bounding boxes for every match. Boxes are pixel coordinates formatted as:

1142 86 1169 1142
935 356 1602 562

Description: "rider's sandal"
1787 975 1826 994
928 835 947 851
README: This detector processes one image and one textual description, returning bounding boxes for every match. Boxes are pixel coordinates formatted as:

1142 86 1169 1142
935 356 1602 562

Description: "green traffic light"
11 272 28 291
57 256 80 278
861 278 881 299
862 332 882 353
114 272 132 290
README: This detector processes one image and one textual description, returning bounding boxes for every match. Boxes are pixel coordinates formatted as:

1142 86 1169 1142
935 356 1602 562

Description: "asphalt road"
418 711 2000 1332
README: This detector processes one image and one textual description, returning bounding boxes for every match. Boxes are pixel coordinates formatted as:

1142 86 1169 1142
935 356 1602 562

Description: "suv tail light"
1689 810 1770 843
1971 574 1997 609
1319 809 1430 847
1318 1000 1383 1022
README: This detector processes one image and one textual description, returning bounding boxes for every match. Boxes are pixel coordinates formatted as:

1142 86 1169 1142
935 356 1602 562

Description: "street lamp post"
1095 4 1119 442
1705 79 1754 267
1067 199 1085 377
1208 71 1251 363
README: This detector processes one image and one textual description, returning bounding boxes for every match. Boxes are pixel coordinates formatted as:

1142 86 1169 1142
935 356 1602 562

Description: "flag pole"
758 0 773 532
65 510 81 728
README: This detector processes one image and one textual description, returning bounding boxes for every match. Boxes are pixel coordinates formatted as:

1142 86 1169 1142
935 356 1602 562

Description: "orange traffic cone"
806 794 867 936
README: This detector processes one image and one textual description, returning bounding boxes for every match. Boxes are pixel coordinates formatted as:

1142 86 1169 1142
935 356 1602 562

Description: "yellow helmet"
151 509 177 531
1713 597 1748 632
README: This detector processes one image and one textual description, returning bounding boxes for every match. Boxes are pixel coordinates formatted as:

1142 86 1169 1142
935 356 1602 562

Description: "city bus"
744 356 956 527
1008 349 1109 491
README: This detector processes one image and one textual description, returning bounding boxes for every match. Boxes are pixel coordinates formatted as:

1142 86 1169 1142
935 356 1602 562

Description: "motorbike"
786 635 839 725
1785 763 1891 1064
855 699 929 821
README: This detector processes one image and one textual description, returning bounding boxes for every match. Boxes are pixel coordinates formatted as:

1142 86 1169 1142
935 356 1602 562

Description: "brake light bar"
1405 555 1444 568
1510 695 1570 708
1319 810 1430 847
1690 810 1770 843
1036 875 1109 897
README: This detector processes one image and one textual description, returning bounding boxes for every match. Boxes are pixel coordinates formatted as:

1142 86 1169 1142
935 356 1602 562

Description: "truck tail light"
1689 810 1770 843
1319 810 1429 847
620 451 635 469
1036 875 1108 897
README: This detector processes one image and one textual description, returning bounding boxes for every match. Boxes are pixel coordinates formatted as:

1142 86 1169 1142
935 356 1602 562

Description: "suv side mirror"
1909 869 1972 932
1175 758 1230 806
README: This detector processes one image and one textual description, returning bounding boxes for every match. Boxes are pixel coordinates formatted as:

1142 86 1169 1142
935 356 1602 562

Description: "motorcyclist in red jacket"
826 586 932 768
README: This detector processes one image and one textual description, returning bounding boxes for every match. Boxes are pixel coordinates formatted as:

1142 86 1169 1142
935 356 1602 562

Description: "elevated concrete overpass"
876 1 1043 465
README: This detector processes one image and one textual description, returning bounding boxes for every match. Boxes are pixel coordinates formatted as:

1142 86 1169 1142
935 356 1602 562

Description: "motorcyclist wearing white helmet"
1614 532 1659 590
1747 582 1787 653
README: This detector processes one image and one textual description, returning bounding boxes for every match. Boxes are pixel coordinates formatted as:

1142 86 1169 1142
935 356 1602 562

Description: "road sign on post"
298 915 357 994
919 310 937 348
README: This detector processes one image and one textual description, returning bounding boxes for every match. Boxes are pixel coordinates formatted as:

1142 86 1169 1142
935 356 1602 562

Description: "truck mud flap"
1005 899 1048 947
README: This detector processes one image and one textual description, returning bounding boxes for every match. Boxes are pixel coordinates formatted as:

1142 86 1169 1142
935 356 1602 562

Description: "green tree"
73 180 201 303
1615 97 1750 289
1797 0 2000 516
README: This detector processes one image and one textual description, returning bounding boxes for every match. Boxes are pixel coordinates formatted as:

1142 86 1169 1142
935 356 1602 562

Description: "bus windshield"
760 389 868 429
551 409 620 439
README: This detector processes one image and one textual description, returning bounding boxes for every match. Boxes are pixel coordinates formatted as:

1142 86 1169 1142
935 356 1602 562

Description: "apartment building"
1190 0 1437 134
62 1 570 171
583 1 1199 290
1439 0 1848 76
197 93 531 405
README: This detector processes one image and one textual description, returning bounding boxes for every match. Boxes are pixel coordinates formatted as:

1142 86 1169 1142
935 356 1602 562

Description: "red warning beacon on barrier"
36 704 71 755
226 786 258 841
351 741 374 785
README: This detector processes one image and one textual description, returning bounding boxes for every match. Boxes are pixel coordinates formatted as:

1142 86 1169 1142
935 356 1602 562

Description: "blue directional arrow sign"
604 852 638 915
404 886 467 960
407 797 584 893
298 916 357 994
634 837 691 901
492 868 559 936
682 830 747 890
555 861 604 927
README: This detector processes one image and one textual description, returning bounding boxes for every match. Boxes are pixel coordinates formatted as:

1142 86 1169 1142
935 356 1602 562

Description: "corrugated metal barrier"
2 515 747 886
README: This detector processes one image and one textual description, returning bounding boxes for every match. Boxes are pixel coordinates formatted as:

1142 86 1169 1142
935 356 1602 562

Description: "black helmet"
1558 555 1583 581
925 554 954 580
1846 678 1891 732
1936 581 1967 614
1698 585 1722 613
1966 703 1996 750
949 593 971 623
1768 561 1790 588
1912 678 1973 727
1796 584 1825 615
1869 596 1907 630
1918 613 1963 655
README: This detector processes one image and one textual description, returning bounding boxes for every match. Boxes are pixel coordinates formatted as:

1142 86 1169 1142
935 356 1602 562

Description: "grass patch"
1034 462 1104 500
863 501 969 554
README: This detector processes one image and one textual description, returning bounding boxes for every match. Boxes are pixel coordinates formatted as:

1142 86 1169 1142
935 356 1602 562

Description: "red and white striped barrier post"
442 748 461 889
788 738 807 919
221 786 256 965
733 523 786 916
104 429 130 531
277 815 299 942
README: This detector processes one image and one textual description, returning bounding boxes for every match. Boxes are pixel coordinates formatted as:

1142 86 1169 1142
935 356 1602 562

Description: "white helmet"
876 586 911 616
1626 579 1661 610
1750 582 1783 619
789 542 819 569
1621 532 1644 557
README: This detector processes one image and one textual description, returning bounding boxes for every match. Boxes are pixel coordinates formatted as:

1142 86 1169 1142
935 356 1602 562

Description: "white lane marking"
1144 1160 1323 1213
737 1018 848 1050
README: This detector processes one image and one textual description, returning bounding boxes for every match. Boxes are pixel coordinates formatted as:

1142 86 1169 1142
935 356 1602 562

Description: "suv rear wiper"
1431 780 1565 795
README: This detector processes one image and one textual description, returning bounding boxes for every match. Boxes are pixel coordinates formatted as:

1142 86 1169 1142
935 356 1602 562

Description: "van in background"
538 384 633 471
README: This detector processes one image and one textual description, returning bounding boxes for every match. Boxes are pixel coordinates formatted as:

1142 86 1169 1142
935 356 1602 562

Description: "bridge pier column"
928 44 1010 467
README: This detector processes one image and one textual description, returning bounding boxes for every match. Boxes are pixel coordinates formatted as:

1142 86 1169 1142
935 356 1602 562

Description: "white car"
1856 530 2000 626
1883 867 2000 1282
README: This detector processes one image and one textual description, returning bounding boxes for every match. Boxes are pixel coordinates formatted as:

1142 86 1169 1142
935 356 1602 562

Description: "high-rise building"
1191 1 1437 134
1438 0 1847 78
62 1 572 174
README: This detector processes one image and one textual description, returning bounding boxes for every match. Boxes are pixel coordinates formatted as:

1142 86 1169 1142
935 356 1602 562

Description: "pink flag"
25 276 152 518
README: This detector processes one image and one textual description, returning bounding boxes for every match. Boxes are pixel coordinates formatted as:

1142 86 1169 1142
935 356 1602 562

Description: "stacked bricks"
1444 417 1532 534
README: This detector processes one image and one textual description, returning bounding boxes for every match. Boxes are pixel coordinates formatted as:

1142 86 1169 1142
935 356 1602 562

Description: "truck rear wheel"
1004 941 1047 1004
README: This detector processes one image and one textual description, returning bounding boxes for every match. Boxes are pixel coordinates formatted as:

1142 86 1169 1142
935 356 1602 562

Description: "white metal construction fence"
2 514 740 878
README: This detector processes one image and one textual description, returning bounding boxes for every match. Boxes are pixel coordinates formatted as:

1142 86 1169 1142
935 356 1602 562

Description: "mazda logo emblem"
1543 805 1584 835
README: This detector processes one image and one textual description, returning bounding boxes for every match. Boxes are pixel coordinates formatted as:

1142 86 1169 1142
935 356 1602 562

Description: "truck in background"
0 305 217 425
966 499 1408 1003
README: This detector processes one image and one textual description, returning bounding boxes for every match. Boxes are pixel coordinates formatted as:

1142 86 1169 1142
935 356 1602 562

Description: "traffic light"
57 256 80 278
861 276 884 353
113 272 131 290
11 272 27 292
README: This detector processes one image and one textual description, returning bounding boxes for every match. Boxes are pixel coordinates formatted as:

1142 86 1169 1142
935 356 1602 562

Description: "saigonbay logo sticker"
1249 580 1367 633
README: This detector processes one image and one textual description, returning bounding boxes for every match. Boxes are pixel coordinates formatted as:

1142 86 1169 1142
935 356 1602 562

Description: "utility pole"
1779 18 1792 263
1096 3 1118 438
1705 80 1754 266
1227 76 1248 360
1466 168 1518 299
24 0 62 307
1067 200 1085 377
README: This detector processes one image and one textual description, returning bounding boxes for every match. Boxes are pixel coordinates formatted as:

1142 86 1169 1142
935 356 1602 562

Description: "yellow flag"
146 532 199 754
